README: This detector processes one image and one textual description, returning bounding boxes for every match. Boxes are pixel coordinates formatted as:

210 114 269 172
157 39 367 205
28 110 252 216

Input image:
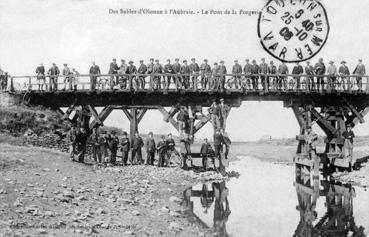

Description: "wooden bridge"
4 73 369 170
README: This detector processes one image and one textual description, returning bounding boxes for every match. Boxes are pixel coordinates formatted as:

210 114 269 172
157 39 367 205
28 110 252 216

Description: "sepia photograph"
0 0 369 236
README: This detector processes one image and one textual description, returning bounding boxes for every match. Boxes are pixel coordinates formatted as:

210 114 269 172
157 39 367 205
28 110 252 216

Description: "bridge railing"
5 73 369 93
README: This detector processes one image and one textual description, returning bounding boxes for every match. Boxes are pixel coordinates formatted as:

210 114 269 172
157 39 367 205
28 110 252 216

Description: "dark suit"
89 65 101 90
47 66 60 91
164 63 173 89
109 62 119 89
138 64 147 89
292 65 304 89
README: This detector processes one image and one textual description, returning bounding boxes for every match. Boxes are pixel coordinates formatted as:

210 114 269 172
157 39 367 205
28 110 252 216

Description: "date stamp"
257 0 329 63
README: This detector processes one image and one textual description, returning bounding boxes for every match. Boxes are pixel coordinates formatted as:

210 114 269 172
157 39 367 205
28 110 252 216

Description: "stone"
0 189 7 194
169 211 181 217
96 208 106 215
123 230 134 235
168 221 182 231
161 206 170 213
169 196 181 203
36 228 47 234
44 211 55 217
62 190 74 198
132 210 140 216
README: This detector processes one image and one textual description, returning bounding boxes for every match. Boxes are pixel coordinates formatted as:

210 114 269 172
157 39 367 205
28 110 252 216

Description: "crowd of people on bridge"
2 58 368 92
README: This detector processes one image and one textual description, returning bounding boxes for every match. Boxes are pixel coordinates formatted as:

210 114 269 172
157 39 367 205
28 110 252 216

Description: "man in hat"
107 131 118 165
305 61 315 91
218 61 227 90
90 128 100 163
353 59 366 91
131 131 144 165
243 59 253 89
343 124 355 159
118 59 128 89
211 62 219 90
250 60 260 90
75 127 89 163
47 63 60 91
108 58 119 90
200 138 214 170
137 60 147 89
89 61 101 91
180 60 191 89
259 58 269 90
219 98 230 131
231 60 242 89
62 63 71 91
200 59 212 90
164 59 173 89
147 58 155 89
177 106 189 136
146 132 156 165
156 135 167 167
339 61 350 91
120 132 130 166
190 58 200 89
268 61 277 90
292 62 303 90
213 129 226 162
305 126 318 158
314 58 326 91
153 59 163 89
166 133 178 158
278 62 289 90
173 58 181 89
35 63 45 91
208 99 220 131
327 61 337 91
127 61 137 90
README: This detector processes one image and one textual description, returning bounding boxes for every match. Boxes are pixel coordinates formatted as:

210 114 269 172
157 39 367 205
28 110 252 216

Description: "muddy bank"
0 143 229 237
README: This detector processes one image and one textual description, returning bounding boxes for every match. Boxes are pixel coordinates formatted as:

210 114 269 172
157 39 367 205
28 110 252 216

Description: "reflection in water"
183 181 231 237
294 167 366 237
184 161 367 236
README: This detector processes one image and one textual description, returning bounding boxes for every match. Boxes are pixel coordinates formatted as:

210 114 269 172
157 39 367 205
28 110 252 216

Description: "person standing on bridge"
164 59 173 90
108 58 119 90
208 99 220 131
35 63 45 91
127 61 137 90
292 62 304 90
147 58 154 89
137 60 147 89
219 98 230 131
243 59 252 89
89 61 101 91
268 61 277 90
343 124 355 160
250 60 260 90
314 58 326 91
190 58 200 89
230 60 242 89
153 59 163 90
327 61 338 91
146 132 156 165
131 131 144 165
71 68 79 91
305 61 314 91
62 63 71 91
218 61 227 91
200 59 211 90
47 63 60 91
173 58 181 90
211 62 219 90
118 60 128 89
278 62 289 90
353 59 366 91
339 61 350 91
180 60 191 89
259 58 269 90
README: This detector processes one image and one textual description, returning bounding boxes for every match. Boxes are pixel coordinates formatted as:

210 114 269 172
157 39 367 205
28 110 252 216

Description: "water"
183 157 369 237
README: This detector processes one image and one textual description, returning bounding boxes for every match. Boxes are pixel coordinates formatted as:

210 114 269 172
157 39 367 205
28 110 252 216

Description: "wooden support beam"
162 106 179 122
353 106 369 126
62 101 77 120
130 108 138 140
346 102 365 124
137 108 147 123
90 105 113 129
292 105 305 128
193 113 211 134
157 106 179 131
88 105 102 125
122 108 133 121
310 108 337 137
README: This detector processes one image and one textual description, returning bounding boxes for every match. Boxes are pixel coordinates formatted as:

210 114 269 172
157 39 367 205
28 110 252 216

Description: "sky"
1 0 369 141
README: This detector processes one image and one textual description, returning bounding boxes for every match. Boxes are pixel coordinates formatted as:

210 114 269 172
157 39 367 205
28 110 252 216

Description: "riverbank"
0 143 230 237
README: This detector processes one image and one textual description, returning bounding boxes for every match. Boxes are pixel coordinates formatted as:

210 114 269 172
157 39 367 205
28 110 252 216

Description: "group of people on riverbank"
67 126 182 167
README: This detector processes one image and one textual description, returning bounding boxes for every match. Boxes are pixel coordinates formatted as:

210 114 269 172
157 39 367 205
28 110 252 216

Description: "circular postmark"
257 0 330 63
